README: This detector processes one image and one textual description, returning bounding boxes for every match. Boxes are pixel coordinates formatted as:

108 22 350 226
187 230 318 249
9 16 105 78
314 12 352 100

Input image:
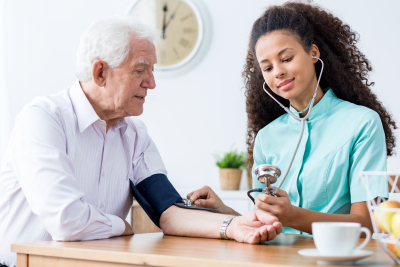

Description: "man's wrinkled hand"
226 210 282 244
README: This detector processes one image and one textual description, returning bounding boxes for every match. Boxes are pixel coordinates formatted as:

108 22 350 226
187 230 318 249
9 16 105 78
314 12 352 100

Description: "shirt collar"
69 80 100 133
115 118 128 135
289 88 337 121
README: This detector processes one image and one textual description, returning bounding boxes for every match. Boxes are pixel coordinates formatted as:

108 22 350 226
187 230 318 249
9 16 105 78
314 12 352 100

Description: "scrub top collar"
288 88 337 122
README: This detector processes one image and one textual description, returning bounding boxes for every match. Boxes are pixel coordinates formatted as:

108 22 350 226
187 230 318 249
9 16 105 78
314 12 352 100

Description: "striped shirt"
0 80 167 267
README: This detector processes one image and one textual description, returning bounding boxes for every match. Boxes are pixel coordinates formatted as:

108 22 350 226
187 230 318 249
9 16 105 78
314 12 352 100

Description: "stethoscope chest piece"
255 164 281 196
182 198 193 206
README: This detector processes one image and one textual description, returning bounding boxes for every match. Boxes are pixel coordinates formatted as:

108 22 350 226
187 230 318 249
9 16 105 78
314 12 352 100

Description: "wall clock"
126 0 205 71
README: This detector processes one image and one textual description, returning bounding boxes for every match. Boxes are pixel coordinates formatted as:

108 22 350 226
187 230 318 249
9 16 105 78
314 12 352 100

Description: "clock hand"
162 3 167 39
163 2 181 38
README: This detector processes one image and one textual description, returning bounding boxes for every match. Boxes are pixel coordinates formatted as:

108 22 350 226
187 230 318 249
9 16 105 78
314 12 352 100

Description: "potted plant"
215 150 246 190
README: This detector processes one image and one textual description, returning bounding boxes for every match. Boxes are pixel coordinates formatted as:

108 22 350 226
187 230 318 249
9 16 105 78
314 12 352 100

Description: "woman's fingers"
186 191 194 199
255 200 282 218
186 186 219 210
256 189 293 226
255 198 276 212
187 186 211 201
272 187 289 198
187 190 201 200
256 193 281 205
254 209 279 225
193 198 211 207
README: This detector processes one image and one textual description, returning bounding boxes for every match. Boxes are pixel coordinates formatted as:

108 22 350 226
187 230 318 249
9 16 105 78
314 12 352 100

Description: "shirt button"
100 203 104 208
102 172 105 176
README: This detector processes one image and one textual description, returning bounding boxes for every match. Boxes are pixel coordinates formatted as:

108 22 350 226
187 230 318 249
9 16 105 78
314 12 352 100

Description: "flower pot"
219 168 242 190
247 167 252 189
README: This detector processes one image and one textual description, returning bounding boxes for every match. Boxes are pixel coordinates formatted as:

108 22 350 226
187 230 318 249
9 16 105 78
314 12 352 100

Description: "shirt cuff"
106 214 126 237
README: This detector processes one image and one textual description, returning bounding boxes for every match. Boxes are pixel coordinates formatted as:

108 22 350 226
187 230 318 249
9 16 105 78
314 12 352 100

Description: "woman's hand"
254 187 296 227
187 186 240 215
226 210 283 244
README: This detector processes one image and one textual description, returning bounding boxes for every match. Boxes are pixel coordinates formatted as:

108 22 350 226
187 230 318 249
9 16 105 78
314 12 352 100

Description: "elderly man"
0 17 282 267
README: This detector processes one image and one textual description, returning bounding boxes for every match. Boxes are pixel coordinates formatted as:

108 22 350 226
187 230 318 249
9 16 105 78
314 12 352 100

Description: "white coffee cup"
312 222 371 256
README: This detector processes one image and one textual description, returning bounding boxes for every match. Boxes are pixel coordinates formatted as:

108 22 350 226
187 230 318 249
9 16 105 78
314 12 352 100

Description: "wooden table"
11 233 396 267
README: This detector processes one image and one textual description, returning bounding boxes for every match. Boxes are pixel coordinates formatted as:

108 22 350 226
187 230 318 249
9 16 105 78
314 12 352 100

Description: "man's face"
104 38 157 117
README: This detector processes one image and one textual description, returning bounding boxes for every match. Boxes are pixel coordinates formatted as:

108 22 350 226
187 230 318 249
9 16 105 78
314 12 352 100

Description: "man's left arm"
131 128 282 243
160 205 282 243
132 173 282 243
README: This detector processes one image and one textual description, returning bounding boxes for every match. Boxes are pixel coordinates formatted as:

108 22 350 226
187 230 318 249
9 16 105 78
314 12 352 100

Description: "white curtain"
0 0 10 165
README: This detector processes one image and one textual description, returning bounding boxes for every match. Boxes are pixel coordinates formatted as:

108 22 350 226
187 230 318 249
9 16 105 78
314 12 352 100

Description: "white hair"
76 16 160 82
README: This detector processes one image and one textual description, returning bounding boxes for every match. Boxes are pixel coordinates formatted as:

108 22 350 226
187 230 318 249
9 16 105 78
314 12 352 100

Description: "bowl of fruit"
361 172 400 264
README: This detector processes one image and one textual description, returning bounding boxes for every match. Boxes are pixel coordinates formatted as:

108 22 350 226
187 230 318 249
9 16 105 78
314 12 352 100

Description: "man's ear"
92 60 108 87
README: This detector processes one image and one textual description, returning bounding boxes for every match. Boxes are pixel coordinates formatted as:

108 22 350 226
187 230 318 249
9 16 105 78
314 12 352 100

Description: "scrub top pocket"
301 158 330 209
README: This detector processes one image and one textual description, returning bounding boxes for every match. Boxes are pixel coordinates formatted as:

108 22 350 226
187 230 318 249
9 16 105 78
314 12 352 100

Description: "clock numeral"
183 28 193 33
173 47 179 56
181 13 193 21
179 38 189 47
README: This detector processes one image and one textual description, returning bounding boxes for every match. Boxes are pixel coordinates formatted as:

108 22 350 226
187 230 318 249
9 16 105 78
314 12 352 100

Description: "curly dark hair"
243 2 397 167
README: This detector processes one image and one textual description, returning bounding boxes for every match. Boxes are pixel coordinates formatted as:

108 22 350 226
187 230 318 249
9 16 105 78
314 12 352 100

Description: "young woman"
188 2 397 234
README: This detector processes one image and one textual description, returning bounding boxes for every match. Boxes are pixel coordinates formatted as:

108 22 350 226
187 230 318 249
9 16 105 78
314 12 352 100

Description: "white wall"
0 0 8 164
2 0 400 190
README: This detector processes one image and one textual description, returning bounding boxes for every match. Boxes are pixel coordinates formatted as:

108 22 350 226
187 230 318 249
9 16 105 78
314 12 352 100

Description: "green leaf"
214 149 247 169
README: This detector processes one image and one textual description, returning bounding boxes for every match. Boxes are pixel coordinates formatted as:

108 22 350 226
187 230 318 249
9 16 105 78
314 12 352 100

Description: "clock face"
128 0 203 69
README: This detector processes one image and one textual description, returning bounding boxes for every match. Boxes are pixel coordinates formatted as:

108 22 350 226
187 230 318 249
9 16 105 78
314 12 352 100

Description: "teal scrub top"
252 89 389 234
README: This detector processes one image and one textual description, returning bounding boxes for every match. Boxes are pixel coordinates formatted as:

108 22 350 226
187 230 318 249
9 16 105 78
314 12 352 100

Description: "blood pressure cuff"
130 173 183 228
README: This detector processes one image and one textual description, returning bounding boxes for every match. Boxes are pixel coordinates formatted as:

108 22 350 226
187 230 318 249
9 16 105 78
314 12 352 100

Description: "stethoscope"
247 56 324 203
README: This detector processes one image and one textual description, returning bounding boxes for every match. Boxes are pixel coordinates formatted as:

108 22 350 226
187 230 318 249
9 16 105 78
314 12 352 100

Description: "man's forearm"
226 206 242 216
160 205 231 238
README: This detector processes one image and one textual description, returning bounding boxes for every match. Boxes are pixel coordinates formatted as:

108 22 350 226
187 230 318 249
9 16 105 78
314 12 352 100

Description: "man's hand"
226 210 283 244
254 187 295 227
120 218 134 236
187 186 240 215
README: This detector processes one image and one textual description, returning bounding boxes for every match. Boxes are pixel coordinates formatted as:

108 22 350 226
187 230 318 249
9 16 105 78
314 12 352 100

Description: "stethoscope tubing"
262 57 324 189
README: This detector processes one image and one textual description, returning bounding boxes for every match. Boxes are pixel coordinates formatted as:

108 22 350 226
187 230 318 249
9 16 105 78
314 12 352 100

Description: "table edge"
11 242 284 267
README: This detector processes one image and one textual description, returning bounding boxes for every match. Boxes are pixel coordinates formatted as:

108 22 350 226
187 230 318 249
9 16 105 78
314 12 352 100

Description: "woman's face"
255 30 319 104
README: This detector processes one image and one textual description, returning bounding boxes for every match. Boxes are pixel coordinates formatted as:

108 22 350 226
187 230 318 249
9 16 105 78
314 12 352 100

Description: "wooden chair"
131 200 162 234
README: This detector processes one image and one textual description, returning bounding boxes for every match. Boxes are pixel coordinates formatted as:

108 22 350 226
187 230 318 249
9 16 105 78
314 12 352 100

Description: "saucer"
298 249 374 265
